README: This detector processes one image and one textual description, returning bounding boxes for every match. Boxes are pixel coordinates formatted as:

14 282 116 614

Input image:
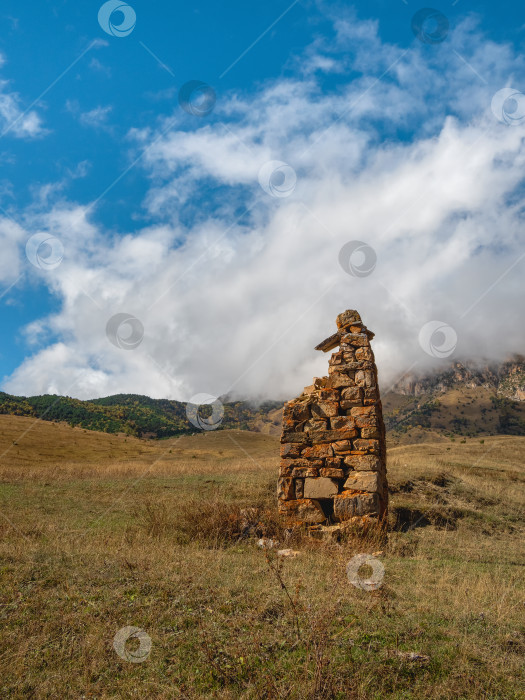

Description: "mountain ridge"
0 391 282 439
1 357 523 441
392 355 525 401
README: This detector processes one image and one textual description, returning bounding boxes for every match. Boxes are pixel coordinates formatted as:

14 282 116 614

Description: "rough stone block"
280 432 309 444
280 443 302 458
292 466 319 478
281 458 309 471
332 440 354 454
325 457 342 469
303 477 339 499
351 412 379 429
304 419 328 433
318 389 340 401
277 477 295 500
341 386 362 402
361 426 380 439
279 464 293 477
302 444 333 459
309 429 357 443
343 471 380 492
355 347 374 361
294 478 304 498
350 406 377 419
333 492 379 521
363 387 379 403
328 351 345 365
354 369 375 388
320 467 344 479
353 438 380 454
330 416 356 431
327 374 356 388
343 454 382 471
329 363 360 375
341 400 361 410
283 400 311 423
340 333 369 347
336 310 362 328
282 417 295 432
311 400 339 418
278 498 326 524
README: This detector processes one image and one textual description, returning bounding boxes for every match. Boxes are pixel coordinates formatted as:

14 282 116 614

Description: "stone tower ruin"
278 309 388 526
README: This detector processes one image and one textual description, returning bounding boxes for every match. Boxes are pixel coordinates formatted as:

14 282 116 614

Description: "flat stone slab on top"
315 332 341 353
314 309 375 353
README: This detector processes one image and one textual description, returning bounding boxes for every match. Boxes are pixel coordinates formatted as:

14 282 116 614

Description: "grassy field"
0 415 523 699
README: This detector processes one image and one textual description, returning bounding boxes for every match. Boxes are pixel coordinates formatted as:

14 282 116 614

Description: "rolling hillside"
0 357 523 442
0 391 282 439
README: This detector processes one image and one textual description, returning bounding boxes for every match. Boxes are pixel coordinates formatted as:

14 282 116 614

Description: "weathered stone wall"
278 310 388 526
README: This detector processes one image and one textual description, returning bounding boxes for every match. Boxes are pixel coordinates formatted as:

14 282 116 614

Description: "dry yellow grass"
0 415 523 699
0 415 277 480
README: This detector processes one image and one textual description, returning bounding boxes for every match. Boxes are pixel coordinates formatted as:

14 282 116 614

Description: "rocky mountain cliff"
382 357 525 444
392 356 525 401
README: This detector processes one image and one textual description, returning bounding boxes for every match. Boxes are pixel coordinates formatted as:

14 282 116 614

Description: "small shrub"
136 500 174 537
137 495 285 547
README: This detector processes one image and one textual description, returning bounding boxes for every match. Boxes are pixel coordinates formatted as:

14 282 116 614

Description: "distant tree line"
0 392 284 439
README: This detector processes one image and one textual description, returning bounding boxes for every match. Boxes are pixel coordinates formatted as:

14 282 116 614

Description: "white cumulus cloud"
3 15 525 400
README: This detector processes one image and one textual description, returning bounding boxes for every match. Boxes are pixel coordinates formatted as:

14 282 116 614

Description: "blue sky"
1 0 524 400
